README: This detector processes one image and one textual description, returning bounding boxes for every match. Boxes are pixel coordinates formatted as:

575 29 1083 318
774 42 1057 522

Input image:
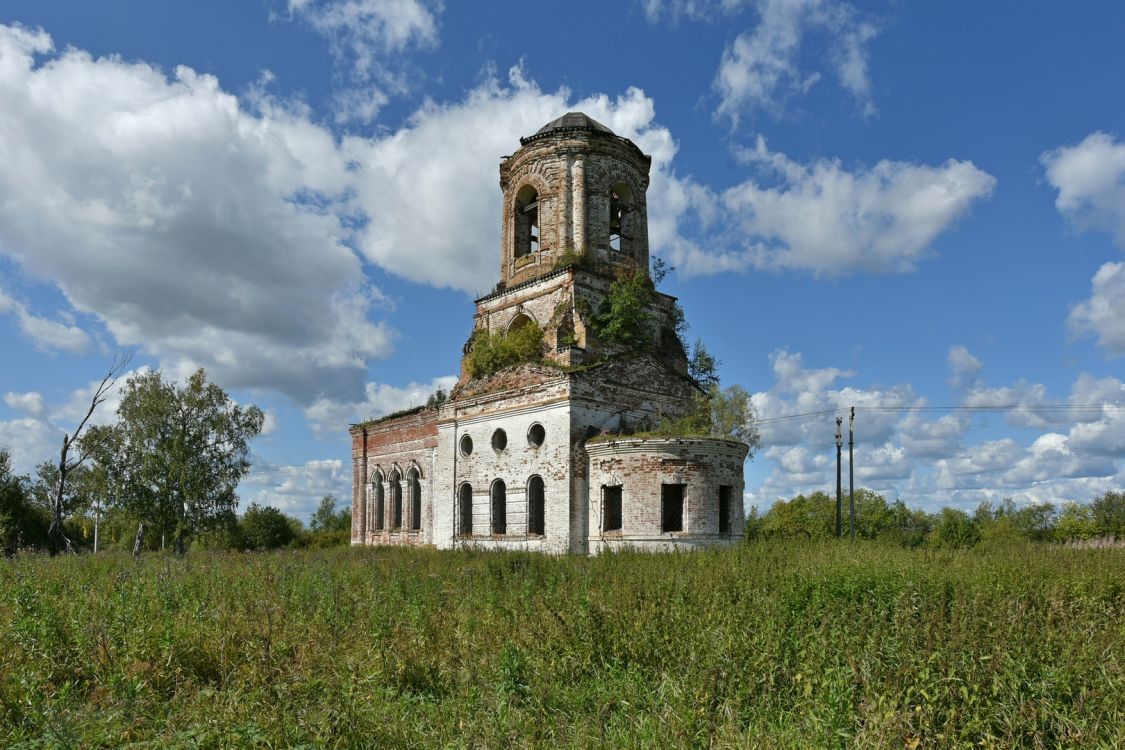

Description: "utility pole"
835 416 843 539
849 406 855 542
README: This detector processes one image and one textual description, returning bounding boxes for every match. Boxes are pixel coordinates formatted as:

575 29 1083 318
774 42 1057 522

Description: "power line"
856 404 1123 413
756 402 1125 425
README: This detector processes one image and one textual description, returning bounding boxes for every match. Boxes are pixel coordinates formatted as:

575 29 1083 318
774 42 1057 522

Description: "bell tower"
459 112 685 381
498 112 652 288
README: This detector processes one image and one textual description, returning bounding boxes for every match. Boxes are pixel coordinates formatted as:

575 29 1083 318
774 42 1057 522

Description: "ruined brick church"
350 113 748 554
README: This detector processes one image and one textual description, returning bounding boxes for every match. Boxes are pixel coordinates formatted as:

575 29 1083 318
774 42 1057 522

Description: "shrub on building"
465 322 544 378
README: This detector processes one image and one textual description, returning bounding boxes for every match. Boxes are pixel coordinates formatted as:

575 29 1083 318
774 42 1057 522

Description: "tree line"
0 364 351 555
2 445 352 554
746 488 1125 548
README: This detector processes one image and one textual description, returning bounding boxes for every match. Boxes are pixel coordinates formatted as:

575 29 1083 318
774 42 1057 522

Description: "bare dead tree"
48 352 133 555
132 521 147 557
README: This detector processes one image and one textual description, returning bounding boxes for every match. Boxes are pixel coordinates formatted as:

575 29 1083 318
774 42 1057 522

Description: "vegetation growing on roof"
551 246 593 271
584 258 688 357
588 383 761 456
464 321 544 378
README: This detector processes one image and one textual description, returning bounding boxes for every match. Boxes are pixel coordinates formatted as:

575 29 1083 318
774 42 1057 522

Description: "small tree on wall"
688 339 720 388
591 265 655 347
465 323 545 378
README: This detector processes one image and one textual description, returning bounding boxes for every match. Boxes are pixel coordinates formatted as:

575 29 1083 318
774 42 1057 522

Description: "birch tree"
102 368 264 554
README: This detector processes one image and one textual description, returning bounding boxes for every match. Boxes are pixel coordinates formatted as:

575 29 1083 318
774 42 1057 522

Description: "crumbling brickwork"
350 408 438 547
585 437 749 554
498 113 651 288
350 113 750 555
470 264 688 376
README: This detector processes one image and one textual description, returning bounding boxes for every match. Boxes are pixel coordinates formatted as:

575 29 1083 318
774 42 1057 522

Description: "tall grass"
1 542 1122 748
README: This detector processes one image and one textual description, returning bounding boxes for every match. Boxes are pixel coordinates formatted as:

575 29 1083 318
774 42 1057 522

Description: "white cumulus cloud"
1069 261 1125 356
0 416 59 475
747 349 1125 510
242 458 351 519
947 345 982 389
282 0 442 122
714 0 879 124
0 23 391 404
657 139 995 277
1043 133 1125 358
0 287 90 354
3 391 44 417
1042 132 1125 249
304 374 457 438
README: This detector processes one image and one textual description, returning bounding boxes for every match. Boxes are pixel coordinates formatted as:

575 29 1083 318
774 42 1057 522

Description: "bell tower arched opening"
514 184 540 259
609 182 634 256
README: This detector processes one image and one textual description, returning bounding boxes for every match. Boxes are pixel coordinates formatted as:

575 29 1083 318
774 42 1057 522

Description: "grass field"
1 542 1123 748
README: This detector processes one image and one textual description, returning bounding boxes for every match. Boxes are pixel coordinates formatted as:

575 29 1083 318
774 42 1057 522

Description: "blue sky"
1 0 1123 521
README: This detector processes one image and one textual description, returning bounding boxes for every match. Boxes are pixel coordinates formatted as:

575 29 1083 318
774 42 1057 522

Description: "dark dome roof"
533 112 615 137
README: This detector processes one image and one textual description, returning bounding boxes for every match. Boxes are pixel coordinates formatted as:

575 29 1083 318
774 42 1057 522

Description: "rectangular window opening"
603 485 623 533
661 483 684 533
719 485 732 534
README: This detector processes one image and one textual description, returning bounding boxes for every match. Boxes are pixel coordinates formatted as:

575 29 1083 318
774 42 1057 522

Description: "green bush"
591 266 654 346
306 529 350 548
930 507 981 549
238 503 296 550
464 322 544 378
551 247 591 270
0 448 48 552
1092 490 1125 536
1056 501 1098 541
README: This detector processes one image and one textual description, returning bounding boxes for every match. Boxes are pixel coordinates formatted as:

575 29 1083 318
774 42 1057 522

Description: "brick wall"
433 368 574 554
350 408 439 546
498 130 651 288
585 437 749 553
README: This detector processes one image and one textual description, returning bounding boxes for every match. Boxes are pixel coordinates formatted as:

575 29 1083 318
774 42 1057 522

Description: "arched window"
527 475 545 536
514 185 540 258
373 472 385 531
409 469 422 531
458 483 473 536
364 482 373 534
508 312 534 333
608 182 634 254
390 471 403 530
491 479 507 535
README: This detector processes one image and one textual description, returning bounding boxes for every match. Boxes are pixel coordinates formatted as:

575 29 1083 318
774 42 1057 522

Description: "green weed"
0 542 1121 747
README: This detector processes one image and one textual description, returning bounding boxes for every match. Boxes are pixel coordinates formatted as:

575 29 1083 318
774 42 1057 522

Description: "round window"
459 434 473 456
492 428 508 452
527 423 545 448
